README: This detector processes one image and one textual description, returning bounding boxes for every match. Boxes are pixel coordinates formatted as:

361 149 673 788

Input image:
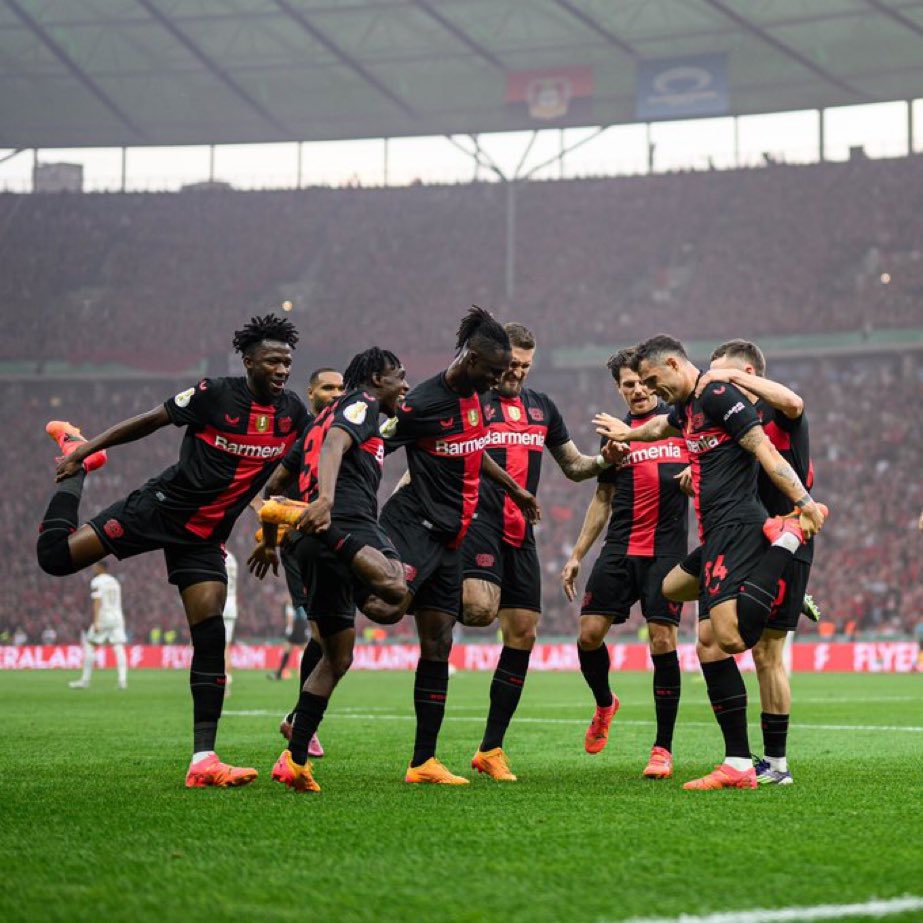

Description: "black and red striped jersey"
155 377 308 541
473 387 570 548
381 372 486 549
756 399 814 564
667 376 766 540
282 389 386 522
599 403 689 557
284 410 314 501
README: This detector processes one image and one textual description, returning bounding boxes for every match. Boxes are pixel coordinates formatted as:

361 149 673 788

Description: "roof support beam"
550 0 639 58
5 0 148 142
702 0 866 99
272 0 418 119
865 0 923 41
411 0 506 72
135 0 293 138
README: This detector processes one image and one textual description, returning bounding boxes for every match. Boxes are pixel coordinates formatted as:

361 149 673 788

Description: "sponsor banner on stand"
2 642 918 672
636 54 728 121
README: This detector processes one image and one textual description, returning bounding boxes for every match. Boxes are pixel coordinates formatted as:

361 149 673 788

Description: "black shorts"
765 558 812 633
581 546 684 625
680 545 702 578
462 517 541 612
379 507 460 618
698 521 768 619
281 535 309 609
293 519 399 625
88 488 226 591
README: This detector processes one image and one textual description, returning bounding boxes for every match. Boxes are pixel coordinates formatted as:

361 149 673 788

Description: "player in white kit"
69 560 128 689
223 550 239 686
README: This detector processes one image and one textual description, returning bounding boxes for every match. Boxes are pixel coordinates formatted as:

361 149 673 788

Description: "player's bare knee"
715 631 747 655
504 624 537 649
649 633 676 657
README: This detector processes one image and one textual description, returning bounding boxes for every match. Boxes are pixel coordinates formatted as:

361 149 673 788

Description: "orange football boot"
683 763 757 791
46 420 107 473
184 753 258 789
584 695 620 754
642 746 674 779
404 757 469 785
259 497 309 527
270 750 320 793
471 747 517 781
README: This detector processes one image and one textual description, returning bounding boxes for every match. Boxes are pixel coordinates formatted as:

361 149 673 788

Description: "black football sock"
289 691 329 765
700 657 750 760
651 650 681 752
761 711 790 759
738 546 793 648
299 638 323 688
316 524 365 565
411 659 449 767
480 646 531 752
578 644 614 708
190 616 227 754
36 472 86 576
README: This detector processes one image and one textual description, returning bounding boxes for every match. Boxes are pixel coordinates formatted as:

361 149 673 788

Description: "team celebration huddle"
36 307 827 793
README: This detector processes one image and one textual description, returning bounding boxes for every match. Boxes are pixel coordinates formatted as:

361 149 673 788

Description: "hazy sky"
1 98 919 193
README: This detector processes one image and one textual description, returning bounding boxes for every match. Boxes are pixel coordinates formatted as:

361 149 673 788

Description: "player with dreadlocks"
373 307 541 784
249 347 409 792
37 314 309 788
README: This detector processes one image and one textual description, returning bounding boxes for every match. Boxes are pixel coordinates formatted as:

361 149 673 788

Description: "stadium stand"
1 155 922 373
3 158 920 643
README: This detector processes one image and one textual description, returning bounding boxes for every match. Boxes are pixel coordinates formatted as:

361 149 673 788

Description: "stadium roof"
3 0 923 149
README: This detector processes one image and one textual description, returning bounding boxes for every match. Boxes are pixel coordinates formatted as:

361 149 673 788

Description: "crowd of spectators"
2 347 919 646
1 155 922 376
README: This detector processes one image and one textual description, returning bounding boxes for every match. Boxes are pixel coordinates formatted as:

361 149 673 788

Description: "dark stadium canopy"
2 0 923 149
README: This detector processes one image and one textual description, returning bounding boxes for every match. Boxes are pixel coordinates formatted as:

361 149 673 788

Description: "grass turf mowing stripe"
224 710 923 733
619 894 923 922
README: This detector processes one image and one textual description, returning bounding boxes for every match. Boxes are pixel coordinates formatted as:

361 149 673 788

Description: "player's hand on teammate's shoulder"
295 496 332 534
593 412 631 442
247 543 279 580
601 440 630 468
694 368 734 397
561 558 581 602
674 465 694 497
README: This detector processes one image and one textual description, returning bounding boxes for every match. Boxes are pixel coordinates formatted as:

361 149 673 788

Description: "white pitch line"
615 895 923 923
223 710 923 733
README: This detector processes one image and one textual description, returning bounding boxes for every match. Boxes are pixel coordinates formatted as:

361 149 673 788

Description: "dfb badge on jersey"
467 408 480 427
508 405 522 422
255 414 269 433
380 416 398 438
174 387 195 408
344 401 368 425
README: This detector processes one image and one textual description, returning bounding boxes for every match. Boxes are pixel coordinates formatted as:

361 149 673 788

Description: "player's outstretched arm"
296 427 352 534
55 405 171 481
696 368 804 419
561 482 614 601
481 453 541 523
549 440 629 482
593 412 677 444
739 426 826 537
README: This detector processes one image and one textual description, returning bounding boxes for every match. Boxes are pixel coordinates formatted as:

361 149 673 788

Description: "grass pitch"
1 668 920 922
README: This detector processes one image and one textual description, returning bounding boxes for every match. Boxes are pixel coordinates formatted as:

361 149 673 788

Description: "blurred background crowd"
2 154 920 645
